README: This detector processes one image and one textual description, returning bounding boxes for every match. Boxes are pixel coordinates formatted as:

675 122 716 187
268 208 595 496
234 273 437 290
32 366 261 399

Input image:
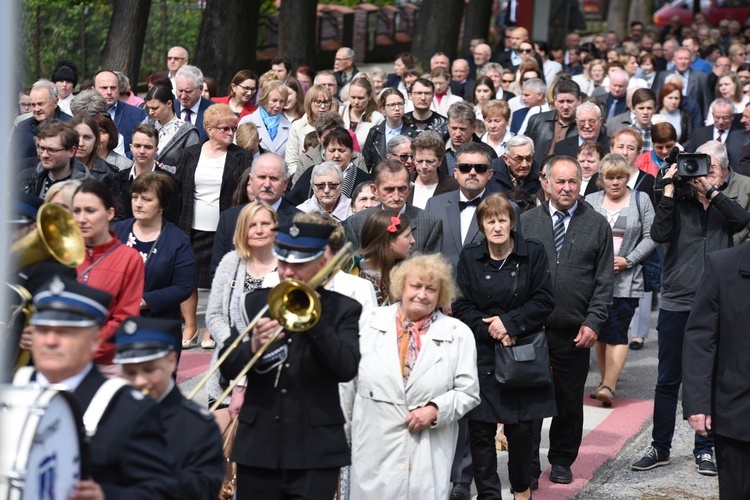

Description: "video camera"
655 148 712 201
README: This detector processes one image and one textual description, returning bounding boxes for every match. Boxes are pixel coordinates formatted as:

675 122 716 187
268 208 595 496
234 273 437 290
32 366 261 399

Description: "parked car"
653 0 750 27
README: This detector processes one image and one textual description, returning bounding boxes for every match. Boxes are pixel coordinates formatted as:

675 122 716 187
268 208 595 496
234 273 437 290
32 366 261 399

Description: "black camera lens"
683 160 699 174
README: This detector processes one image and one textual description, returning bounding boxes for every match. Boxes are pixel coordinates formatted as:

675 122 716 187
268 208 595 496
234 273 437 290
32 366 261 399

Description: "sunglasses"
396 153 414 162
513 198 536 208
457 163 490 174
518 48 534 54
214 125 238 133
313 182 341 190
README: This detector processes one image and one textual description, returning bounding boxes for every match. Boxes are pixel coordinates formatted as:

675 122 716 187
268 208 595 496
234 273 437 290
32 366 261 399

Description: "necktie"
717 130 723 143
459 197 482 211
184 108 192 124
553 210 569 255
607 99 618 122
341 164 357 198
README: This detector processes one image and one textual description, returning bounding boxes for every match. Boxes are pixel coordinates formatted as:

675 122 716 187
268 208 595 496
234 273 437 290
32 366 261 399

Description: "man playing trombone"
220 221 362 499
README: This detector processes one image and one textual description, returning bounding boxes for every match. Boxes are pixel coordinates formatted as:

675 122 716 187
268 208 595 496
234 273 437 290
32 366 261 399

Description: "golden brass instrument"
186 242 354 408
8 203 86 369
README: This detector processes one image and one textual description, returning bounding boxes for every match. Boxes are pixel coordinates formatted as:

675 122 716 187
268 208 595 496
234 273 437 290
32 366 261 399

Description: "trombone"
187 242 354 411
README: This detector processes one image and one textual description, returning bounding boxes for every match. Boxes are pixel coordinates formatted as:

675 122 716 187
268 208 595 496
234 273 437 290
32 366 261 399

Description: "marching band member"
113 316 224 500
220 222 362 500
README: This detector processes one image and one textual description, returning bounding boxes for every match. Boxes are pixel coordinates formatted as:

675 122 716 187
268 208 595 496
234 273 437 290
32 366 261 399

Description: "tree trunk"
194 0 260 94
628 0 653 28
460 0 493 55
101 0 151 86
606 0 631 40
412 0 465 63
279 0 318 70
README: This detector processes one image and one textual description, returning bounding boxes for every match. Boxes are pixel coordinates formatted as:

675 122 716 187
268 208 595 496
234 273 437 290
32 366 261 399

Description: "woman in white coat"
238 80 292 158
348 254 480 500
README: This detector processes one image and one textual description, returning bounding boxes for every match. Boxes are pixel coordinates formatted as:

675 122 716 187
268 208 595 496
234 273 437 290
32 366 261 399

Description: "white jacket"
347 304 479 500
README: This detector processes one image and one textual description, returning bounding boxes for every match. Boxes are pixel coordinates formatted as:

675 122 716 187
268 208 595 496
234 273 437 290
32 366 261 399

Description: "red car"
653 0 750 27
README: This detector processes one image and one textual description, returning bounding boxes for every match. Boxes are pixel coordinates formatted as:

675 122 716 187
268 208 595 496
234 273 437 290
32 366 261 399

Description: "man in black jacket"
525 79 581 164
220 222 361 500
521 155 614 485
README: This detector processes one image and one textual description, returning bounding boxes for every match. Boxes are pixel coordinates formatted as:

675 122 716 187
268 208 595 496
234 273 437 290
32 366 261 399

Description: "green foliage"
319 0 396 6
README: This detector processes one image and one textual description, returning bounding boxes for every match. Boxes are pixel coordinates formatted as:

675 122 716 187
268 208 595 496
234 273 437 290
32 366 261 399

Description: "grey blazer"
723 171 750 245
585 189 658 298
344 203 443 254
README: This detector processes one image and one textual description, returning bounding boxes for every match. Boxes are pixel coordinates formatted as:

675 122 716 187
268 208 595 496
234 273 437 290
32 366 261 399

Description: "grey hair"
522 78 546 95
447 101 476 126
70 89 108 115
370 67 386 79
339 47 355 59
505 134 535 155
314 70 335 84
544 155 582 181
32 79 58 100
113 71 130 92
710 97 735 115
481 62 504 76
576 101 602 118
176 65 204 88
609 68 629 84
251 152 289 180
386 135 412 155
696 140 729 170
312 161 343 182
664 73 685 87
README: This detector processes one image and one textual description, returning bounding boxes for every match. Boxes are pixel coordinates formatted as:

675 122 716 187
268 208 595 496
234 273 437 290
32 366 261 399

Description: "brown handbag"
219 416 239 500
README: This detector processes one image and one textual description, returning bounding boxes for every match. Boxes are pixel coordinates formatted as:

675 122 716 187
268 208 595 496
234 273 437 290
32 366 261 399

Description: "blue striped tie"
553 210 569 255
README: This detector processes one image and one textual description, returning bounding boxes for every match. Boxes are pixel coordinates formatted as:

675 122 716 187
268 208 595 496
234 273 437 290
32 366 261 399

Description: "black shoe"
695 453 718 476
449 482 471 500
549 464 573 484
631 446 670 471
629 340 644 350
531 477 539 490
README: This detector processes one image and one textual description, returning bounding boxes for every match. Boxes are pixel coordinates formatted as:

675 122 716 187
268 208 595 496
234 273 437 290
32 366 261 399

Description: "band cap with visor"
274 223 334 263
30 275 112 328
112 317 182 364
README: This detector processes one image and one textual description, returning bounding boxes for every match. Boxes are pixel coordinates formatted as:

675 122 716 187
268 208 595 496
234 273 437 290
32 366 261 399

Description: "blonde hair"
236 122 260 151
257 80 290 108
596 153 632 188
45 179 82 213
233 201 278 259
389 254 458 308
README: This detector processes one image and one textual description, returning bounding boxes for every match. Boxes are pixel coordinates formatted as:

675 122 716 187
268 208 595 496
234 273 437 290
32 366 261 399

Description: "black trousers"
450 417 474 483
532 329 590 469
715 433 750 499
469 420 534 498
236 465 340 500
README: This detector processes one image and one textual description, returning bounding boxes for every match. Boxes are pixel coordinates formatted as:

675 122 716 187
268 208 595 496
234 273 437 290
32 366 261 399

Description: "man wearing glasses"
493 135 542 194
333 47 359 95
554 102 610 157
494 27 543 72
174 65 215 142
19 120 91 198
166 46 189 91
686 99 744 168
12 79 72 161
404 78 448 137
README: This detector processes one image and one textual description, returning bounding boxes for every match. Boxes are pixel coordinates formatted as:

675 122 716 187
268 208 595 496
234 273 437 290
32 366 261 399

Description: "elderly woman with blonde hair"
348 253 480 499
44 179 82 213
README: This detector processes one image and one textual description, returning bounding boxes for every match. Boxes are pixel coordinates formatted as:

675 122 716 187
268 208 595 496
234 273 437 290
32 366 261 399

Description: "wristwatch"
625 259 634 269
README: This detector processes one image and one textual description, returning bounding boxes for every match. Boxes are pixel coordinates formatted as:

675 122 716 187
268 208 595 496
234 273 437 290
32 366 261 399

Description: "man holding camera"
631 141 750 475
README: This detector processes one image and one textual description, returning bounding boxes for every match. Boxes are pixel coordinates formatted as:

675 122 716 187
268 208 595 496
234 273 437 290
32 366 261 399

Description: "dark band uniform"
112 317 224 500
220 223 362 500
28 276 179 499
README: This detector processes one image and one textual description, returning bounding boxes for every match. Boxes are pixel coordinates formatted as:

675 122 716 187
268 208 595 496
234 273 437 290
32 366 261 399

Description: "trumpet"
187 242 354 410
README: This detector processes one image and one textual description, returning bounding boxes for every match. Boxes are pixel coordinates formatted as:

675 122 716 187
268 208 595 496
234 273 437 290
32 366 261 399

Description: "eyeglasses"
508 155 534 164
384 102 405 109
36 145 67 154
213 125 238 133
167 56 186 61
334 57 352 61
457 163 490 174
576 119 600 126
313 182 341 190
395 153 414 162
518 48 534 54
501 78 515 84
313 99 332 107
18 102 33 109
235 83 257 94
411 91 433 97
415 158 439 166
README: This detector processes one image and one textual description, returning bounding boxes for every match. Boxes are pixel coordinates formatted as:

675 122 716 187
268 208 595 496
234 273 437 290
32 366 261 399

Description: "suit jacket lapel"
446 195 463 254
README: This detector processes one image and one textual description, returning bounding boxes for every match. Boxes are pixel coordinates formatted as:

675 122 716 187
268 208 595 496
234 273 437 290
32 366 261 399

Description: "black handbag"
494 329 553 388
492 261 552 388
634 192 662 292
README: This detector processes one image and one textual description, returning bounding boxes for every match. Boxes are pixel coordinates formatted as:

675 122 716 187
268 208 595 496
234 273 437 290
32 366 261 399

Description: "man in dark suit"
220 222 361 500
210 153 300 277
685 99 743 168
525 79 581 164
554 101 611 158
12 79 72 161
345 159 443 253
94 70 147 155
651 48 713 122
114 317 224 499
738 104 750 175
683 241 750 499
594 68 628 123
450 59 472 99
488 134 542 195
333 47 359 98
493 27 543 71
173 65 214 142
22 276 178 498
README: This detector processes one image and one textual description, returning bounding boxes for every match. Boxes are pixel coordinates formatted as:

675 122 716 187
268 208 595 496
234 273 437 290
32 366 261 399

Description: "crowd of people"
8 9 750 500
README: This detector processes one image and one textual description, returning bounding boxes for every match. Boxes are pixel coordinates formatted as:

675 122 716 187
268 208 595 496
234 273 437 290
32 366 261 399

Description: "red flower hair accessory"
387 214 401 233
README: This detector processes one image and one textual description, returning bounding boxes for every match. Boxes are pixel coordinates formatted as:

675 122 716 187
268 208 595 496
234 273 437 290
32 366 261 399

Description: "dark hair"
296 65 316 82
131 171 174 209
504 189 536 213
350 181 375 208
359 209 412 298
632 88 656 108
473 76 496 105
91 114 119 152
132 123 159 147
313 110 345 135
68 113 101 165
553 78 581 98
146 72 171 89
35 119 79 150
396 52 418 68
535 40 550 55
75 179 116 211
303 131 319 151
228 70 258 96
639 52 658 66
202 77 219 99
348 78 379 122
476 193 516 231
233 167 252 206
372 159 409 185
456 141 494 165
145 85 174 104
577 140 604 160
271 56 293 73
378 88 406 110
322 127 353 151
651 122 677 144
630 21 644 28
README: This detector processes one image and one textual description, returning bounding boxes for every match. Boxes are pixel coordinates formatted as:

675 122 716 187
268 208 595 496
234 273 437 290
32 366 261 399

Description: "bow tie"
459 198 481 211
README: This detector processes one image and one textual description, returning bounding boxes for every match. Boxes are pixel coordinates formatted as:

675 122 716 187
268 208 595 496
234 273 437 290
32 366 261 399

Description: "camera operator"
632 141 750 475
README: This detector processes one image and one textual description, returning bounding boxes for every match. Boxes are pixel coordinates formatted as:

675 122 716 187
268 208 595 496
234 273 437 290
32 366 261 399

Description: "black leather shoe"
449 482 471 500
549 464 573 484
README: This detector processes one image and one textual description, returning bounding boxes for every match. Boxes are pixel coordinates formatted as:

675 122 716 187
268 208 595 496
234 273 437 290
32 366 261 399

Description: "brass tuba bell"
11 203 86 269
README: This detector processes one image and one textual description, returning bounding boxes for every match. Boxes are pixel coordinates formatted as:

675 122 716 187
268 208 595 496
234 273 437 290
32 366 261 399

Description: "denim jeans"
652 309 713 457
